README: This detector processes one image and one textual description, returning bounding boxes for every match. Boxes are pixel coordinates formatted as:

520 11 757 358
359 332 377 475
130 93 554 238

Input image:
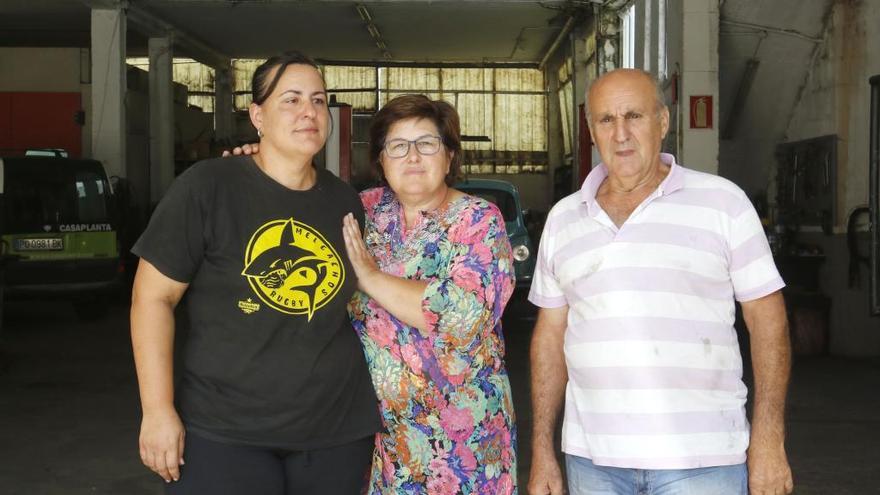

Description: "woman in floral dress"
342 94 517 494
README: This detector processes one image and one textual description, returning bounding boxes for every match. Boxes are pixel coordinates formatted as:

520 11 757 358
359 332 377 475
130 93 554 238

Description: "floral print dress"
349 186 517 495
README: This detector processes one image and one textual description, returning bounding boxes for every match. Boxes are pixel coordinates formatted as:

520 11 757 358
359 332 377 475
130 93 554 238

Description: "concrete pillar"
214 64 234 144
597 6 619 75
148 35 175 203
90 8 126 179
680 0 720 174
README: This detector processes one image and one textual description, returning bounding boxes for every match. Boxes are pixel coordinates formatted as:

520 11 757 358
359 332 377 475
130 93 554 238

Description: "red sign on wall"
689 95 713 129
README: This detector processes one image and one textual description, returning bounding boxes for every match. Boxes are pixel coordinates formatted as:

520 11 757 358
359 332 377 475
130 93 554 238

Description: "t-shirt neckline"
243 155 325 194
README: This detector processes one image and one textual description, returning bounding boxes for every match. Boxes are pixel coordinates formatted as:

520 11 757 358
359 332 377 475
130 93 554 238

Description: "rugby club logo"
242 218 344 319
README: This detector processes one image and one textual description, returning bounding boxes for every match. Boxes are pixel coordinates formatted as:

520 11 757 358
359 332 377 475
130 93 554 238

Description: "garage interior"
0 0 878 493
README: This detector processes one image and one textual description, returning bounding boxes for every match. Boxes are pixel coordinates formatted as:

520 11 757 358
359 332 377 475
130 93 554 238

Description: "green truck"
0 155 123 322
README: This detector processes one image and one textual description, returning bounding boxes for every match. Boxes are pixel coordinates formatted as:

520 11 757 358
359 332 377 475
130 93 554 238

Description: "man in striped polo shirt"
527 69 793 495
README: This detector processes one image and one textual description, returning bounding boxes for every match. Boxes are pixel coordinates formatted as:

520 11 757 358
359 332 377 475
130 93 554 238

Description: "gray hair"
584 68 667 123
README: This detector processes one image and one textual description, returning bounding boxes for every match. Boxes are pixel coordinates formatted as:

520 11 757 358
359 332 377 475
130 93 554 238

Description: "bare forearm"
751 354 789 448
744 291 791 445
359 271 430 331
131 297 177 413
530 311 568 454
741 291 794 493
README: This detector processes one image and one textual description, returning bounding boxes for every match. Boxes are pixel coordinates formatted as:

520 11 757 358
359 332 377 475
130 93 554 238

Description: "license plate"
15 238 64 251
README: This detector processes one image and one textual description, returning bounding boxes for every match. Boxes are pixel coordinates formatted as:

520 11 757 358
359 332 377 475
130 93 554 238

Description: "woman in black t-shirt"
130 52 379 495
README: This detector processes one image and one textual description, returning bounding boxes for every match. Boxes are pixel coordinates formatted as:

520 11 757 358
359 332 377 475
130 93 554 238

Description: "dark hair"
369 94 463 186
251 51 323 105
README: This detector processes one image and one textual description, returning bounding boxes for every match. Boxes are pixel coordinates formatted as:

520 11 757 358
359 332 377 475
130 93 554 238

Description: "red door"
0 92 83 157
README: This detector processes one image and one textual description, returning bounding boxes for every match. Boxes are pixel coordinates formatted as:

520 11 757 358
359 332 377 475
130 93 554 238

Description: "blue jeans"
566 455 748 495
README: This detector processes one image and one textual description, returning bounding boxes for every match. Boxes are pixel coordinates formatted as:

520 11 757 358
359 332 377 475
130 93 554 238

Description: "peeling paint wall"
718 1 830 200
783 0 880 355
785 0 872 227
785 0 869 226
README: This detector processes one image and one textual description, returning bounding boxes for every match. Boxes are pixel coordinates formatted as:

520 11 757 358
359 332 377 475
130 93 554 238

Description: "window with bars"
126 58 216 112
238 63 549 174
124 59 550 174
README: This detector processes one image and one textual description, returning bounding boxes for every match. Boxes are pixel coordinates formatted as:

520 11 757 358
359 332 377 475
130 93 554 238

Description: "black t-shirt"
132 156 380 449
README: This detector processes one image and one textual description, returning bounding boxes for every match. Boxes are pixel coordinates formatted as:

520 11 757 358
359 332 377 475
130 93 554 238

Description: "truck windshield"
4 160 111 233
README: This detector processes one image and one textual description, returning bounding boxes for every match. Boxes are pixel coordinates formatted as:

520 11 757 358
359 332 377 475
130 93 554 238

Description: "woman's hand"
139 407 185 483
342 213 381 289
220 142 260 157
343 212 430 329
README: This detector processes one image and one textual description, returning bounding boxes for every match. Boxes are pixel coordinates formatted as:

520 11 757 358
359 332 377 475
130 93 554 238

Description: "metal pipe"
870 74 880 315
721 58 760 139
539 16 577 70
570 31 580 192
720 19 823 43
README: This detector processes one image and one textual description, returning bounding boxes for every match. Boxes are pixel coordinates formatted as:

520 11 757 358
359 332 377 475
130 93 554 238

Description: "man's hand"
748 441 793 494
528 450 565 495
221 142 259 157
139 408 185 483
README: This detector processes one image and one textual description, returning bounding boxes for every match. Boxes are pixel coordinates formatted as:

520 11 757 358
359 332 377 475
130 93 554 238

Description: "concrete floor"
0 297 878 494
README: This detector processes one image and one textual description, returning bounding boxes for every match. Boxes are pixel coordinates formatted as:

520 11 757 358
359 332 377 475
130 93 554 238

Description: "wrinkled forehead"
588 73 658 116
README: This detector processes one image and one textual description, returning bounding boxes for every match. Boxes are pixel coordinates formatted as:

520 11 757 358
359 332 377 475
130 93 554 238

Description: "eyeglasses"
383 135 443 158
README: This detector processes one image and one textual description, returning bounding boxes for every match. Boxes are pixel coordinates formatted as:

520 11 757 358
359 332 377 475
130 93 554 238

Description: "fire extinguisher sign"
689 95 713 129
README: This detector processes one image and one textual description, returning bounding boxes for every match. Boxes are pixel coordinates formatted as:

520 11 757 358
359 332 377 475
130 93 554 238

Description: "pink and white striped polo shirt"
528 153 784 469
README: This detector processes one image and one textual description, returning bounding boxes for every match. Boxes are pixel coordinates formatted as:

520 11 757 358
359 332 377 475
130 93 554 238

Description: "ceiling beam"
79 0 120 8
79 0 231 68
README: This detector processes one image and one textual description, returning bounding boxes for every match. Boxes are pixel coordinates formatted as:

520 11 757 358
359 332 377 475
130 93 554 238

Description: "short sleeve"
528 209 567 308
131 166 208 283
728 194 785 301
420 203 514 351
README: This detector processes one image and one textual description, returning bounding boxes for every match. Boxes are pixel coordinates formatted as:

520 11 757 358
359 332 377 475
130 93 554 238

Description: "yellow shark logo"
242 218 344 320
